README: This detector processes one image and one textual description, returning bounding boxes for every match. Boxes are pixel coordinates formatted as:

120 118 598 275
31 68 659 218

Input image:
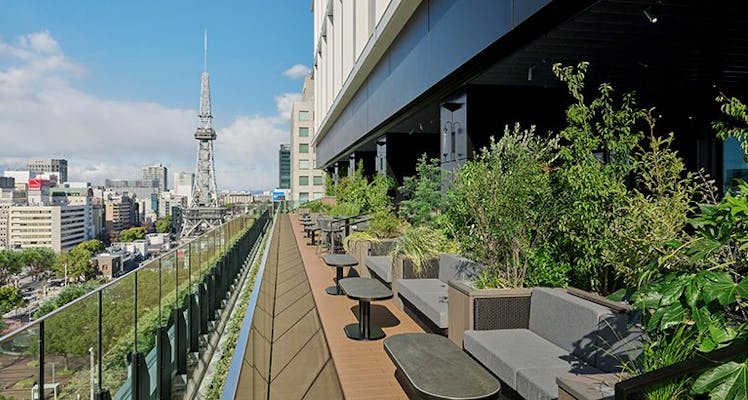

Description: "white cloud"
274 92 302 120
0 31 297 191
282 64 310 79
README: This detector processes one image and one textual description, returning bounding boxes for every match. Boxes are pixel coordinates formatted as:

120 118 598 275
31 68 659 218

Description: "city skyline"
0 1 313 190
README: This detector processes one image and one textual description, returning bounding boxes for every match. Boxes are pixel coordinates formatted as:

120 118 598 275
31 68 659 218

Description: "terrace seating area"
221 210 747 400
223 212 652 400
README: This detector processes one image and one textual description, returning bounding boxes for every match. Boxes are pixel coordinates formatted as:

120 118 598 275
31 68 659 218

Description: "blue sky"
0 0 313 190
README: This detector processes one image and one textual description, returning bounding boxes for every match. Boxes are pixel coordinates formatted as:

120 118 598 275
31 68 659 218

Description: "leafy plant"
550 62 661 292
119 226 146 242
524 247 571 288
399 155 446 228
713 93 748 158
0 250 22 285
0 285 25 314
390 225 458 275
448 124 558 288
605 134 700 288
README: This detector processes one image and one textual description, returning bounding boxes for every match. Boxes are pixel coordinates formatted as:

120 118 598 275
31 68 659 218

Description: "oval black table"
384 333 500 400
338 277 393 341
322 254 358 295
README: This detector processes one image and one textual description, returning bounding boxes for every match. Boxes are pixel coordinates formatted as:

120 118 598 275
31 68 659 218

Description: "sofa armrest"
557 373 623 400
447 281 531 347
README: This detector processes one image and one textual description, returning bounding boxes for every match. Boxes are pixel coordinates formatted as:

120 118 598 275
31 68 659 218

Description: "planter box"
447 281 531 347
347 238 397 279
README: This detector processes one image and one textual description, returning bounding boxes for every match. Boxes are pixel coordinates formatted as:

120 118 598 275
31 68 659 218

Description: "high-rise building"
7 204 90 253
103 192 134 235
4 171 35 190
174 171 195 206
143 164 168 192
26 159 68 183
278 144 291 189
50 183 94 241
290 75 325 202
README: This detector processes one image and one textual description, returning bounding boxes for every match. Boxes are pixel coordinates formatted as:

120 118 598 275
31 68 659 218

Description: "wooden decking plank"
289 214 424 400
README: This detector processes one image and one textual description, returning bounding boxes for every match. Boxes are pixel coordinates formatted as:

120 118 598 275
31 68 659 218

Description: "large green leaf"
692 360 748 400
704 273 741 307
737 277 748 300
660 302 687 330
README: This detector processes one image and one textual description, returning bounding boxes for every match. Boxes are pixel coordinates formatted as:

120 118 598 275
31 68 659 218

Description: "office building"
311 1 748 192
104 179 160 203
27 178 51 205
103 192 134 235
50 183 95 241
26 159 68 183
143 164 168 192
173 171 195 206
278 144 291 189
221 192 254 207
0 186 27 249
7 204 90 253
290 75 326 202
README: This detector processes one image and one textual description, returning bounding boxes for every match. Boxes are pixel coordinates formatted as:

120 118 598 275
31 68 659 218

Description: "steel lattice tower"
181 31 225 238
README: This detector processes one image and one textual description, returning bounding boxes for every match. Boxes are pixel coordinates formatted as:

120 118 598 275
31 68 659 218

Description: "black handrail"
615 338 748 400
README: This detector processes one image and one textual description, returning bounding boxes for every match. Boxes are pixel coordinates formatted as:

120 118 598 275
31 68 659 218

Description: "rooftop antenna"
203 29 208 72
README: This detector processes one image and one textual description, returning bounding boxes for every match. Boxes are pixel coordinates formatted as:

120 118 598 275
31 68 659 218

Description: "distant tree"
76 239 105 256
20 248 56 282
155 215 172 233
0 285 25 314
0 250 22 285
53 248 94 282
119 227 147 242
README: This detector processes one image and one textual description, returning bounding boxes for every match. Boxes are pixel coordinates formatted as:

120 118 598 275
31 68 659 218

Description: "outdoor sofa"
463 287 642 400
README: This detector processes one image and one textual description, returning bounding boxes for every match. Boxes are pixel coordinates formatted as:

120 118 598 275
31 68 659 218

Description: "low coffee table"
384 333 500 400
338 277 393 340
322 254 358 295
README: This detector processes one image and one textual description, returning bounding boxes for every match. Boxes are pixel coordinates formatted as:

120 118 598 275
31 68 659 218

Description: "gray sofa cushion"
438 253 482 283
397 279 449 328
463 329 592 389
515 365 603 400
366 256 393 283
529 288 619 367
594 325 645 372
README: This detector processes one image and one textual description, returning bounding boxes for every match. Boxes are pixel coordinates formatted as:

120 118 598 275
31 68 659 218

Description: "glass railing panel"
101 272 134 393
135 259 161 357
0 324 39 399
43 292 97 398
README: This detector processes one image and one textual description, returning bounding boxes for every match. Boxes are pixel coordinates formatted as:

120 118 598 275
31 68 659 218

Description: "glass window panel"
299 127 309 137
299 176 309 185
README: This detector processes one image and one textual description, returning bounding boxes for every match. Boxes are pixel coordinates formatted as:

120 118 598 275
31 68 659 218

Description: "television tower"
181 30 225 238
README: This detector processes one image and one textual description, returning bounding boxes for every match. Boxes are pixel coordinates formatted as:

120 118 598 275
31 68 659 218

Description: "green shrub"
525 247 571 288
447 124 558 288
390 224 458 275
398 155 446 228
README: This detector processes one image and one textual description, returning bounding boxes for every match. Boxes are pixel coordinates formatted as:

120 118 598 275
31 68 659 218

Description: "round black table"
301 220 316 238
322 254 358 296
338 277 393 341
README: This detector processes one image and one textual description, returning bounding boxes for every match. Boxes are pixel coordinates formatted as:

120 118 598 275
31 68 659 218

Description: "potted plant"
445 123 564 345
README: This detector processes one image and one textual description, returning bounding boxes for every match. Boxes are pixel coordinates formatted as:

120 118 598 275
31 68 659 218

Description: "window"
299 143 309 153
299 159 309 170
313 192 323 200
299 111 311 121
313 176 323 186
299 176 309 185
299 127 309 137
299 192 309 202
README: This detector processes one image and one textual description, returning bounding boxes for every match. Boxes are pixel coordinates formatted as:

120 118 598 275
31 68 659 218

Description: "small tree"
76 239 105 255
448 124 558 288
155 215 172 233
0 285 25 314
398 155 447 228
119 227 146 242
21 248 56 282
53 248 94 282
0 250 22 285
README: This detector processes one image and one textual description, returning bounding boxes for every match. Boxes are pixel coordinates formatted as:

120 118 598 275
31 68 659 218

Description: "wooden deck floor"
289 214 425 400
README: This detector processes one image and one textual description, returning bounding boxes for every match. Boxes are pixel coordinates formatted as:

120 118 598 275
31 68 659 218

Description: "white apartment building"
291 75 326 202
0 188 27 249
7 204 90 253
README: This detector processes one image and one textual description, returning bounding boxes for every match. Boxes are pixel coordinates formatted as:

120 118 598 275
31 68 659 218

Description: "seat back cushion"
438 254 482 283
529 288 617 366
594 313 645 372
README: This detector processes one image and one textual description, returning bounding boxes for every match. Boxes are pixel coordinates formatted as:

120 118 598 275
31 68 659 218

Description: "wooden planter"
447 281 532 346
